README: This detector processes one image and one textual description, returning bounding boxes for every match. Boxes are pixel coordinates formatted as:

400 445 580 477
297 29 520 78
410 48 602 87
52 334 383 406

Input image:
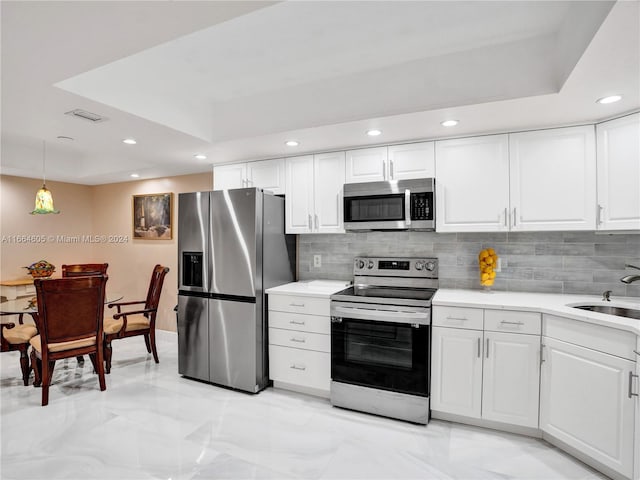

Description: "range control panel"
353 257 438 278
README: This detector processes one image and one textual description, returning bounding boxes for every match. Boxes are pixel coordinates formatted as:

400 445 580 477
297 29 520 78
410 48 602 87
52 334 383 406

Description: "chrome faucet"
620 264 640 284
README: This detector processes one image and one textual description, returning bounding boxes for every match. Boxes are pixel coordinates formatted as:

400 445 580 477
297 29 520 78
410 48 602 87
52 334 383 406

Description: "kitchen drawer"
268 294 329 316
268 327 330 353
268 345 330 392
433 306 483 330
484 309 541 335
268 310 330 335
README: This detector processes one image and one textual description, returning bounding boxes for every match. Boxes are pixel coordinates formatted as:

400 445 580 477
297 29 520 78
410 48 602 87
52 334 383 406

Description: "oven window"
344 194 404 222
345 322 412 369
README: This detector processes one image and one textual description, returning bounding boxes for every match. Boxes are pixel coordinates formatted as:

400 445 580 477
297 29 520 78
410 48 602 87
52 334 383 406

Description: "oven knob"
426 261 436 271
356 259 365 269
367 261 374 269
415 261 424 270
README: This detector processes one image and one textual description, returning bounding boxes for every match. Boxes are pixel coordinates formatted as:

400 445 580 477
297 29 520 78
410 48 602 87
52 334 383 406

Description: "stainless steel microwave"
343 178 435 231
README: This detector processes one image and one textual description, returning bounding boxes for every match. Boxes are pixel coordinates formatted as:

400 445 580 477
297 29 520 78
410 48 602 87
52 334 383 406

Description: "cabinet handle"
477 337 481 358
446 316 468 321
390 160 394 179
485 338 490 358
289 303 305 307
541 344 546 364
629 371 639 398
290 337 306 343
289 320 305 325
504 207 508 227
308 214 312 229
597 204 604 225
383 160 386 180
314 214 319 230
512 207 517 227
500 320 524 326
290 364 306 371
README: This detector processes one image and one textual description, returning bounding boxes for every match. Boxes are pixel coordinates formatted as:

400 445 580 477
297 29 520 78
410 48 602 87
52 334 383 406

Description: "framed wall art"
132 192 173 240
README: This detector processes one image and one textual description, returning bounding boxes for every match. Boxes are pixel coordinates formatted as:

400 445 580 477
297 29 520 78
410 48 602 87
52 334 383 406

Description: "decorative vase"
478 248 498 291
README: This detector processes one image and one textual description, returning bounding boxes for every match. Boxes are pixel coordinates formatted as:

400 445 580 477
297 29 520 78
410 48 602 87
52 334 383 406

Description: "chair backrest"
145 265 170 311
34 275 107 345
62 263 109 277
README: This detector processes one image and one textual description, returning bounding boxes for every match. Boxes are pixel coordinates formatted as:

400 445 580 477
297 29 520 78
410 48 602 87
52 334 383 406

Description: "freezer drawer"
177 295 209 382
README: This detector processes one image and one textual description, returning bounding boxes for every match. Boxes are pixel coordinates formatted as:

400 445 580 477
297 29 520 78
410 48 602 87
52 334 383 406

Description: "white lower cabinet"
540 336 636 478
267 294 331 396
431 306 541 429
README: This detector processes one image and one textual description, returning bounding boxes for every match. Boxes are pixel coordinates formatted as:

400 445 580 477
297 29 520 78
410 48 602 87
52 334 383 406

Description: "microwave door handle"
404 189 411 226
331 305 429 325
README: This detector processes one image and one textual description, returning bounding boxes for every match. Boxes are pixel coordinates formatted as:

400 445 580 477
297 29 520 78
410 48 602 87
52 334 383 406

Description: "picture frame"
132 192 173 240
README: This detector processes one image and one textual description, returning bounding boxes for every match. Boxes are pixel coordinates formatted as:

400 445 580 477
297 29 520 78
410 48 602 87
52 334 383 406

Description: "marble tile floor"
1 331 607 480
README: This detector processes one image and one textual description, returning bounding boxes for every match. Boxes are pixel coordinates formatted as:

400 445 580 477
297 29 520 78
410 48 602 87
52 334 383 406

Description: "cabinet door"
314 152 345 233
482 331 540 428
596 113 640 231
345 147 388 183
540 337 635 478
285 155 314 234
248 158 285 195
387 142 435 180
431 326 483 418
510 126 596 231
435 135 510 232
213 163 247 190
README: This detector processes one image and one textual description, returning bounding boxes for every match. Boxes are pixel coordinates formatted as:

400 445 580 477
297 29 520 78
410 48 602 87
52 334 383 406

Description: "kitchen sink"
571 304 640 320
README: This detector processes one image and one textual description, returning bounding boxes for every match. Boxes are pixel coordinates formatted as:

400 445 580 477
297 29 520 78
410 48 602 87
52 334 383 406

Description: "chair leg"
104 338 112 374
19 346 31 386
149 331 159 364
41 360 55 406
95 350 106 392
144 333 151 353
88 352 98 374
31 349 41 388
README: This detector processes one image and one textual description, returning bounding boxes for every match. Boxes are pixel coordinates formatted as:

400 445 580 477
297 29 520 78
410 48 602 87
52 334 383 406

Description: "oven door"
330 302 430 397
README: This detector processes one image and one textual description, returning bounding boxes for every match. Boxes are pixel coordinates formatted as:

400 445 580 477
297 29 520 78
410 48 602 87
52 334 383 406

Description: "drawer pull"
500 320 524 326
446 316 468 321
290 364 306 371
289 320 305 325
290 337 306 343
289 303 305 307
629 371 639 398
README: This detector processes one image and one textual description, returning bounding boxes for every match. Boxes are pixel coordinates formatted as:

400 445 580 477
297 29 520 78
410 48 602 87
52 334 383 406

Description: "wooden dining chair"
1 312 37 385
104 265 169 374
61 263 109 277
29 275 108 406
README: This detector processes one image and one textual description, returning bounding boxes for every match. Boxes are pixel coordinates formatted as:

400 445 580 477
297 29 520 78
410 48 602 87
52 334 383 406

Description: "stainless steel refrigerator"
177 189 295 393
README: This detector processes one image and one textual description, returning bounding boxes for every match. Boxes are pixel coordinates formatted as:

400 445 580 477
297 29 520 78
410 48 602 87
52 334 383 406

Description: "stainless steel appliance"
177 189 295 393
330 256 438 424
343 178 435 231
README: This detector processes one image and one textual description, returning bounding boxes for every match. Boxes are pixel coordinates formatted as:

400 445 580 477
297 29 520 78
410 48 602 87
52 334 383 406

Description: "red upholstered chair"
61 263 109 277
30 275 108 406
1 312 37 385
104 265 169 374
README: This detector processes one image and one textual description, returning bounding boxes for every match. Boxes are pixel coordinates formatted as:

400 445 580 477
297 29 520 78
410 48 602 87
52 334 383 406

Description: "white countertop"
433 289 640 335
266 280 350 298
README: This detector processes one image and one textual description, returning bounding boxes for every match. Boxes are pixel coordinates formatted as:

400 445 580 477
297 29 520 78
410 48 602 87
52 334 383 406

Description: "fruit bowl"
24 260 55 278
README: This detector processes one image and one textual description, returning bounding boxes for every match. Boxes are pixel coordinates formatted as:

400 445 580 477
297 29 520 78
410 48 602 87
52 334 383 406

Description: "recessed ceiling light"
285 140 299 147
596 95 622 104
194 154 207 160
441 120 459 127
130 173 140 178
122 138 137 145
366 129 382 136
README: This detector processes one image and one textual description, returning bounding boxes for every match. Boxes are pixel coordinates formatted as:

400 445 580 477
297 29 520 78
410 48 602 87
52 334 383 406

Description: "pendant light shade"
31 140 59 214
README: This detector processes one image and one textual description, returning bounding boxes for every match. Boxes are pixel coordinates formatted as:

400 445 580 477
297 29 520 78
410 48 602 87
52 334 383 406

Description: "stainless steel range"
330 256 438 424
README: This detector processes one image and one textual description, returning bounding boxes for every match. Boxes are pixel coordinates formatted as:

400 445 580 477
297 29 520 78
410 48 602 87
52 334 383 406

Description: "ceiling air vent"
64 109 108 123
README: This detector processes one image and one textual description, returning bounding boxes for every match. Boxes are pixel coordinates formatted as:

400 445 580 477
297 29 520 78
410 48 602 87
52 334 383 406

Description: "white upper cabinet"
435 135 510 232
214 158 285 194
285 153 345 234
387 142 435 180
346 143 434 183
247 158 286 195
596 113 640 231
213 163 246 190
345 147 388 183
510 126 596 231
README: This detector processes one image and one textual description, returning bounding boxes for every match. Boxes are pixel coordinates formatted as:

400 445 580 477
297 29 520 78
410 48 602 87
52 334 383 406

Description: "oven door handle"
404 189 412 226
331 305 429 325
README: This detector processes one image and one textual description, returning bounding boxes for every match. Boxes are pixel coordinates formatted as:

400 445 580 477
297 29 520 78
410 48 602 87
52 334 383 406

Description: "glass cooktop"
331 285 436 306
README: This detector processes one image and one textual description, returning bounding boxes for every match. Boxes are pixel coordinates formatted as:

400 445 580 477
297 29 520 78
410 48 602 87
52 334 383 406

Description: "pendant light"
30 140 60 214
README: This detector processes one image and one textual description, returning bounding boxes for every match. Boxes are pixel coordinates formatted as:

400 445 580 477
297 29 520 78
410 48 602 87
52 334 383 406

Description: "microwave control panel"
410 192 432 220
